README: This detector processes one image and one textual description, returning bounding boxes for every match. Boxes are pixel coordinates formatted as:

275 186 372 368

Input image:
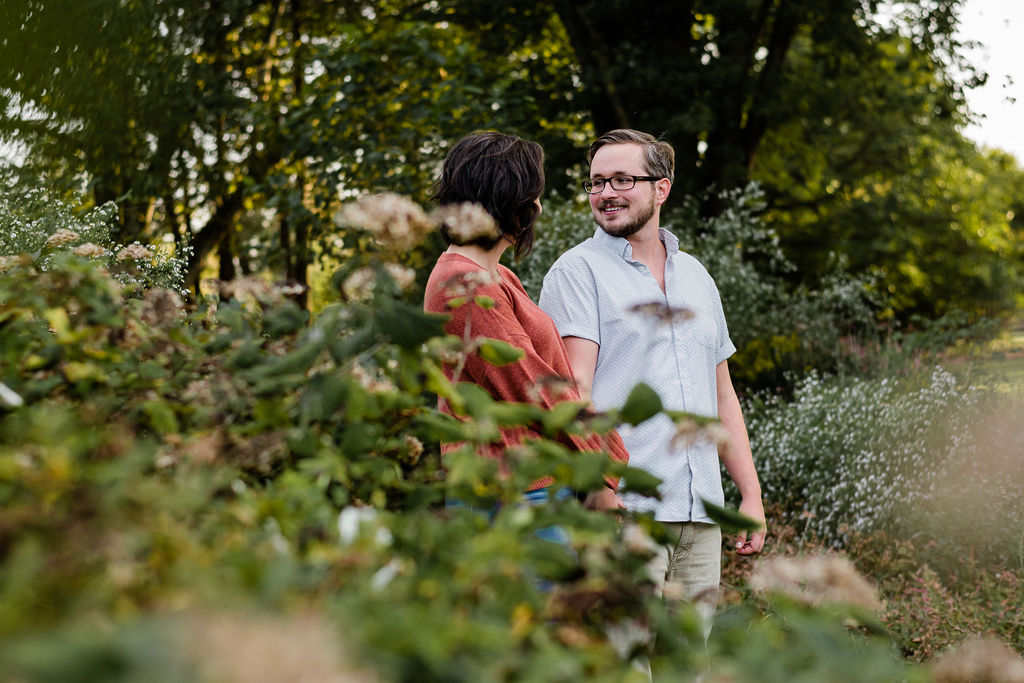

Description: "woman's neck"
446 240 509 277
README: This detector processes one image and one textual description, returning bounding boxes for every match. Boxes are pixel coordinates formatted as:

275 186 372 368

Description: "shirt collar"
592 225 680 259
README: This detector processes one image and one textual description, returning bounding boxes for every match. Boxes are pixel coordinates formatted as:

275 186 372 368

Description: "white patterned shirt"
539 227 736 522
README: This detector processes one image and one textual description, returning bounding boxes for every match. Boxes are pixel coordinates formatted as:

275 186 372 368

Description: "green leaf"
414 412 471 442
540 400 586 434
228 339 264 370
702 499 764 533
329 326 377 364
454 382 494 418
141 399 179 434
486 401 542 426
619 382 662 426
375 300 449 349
617 466 662 499
476 338 525 366
263 302 310 338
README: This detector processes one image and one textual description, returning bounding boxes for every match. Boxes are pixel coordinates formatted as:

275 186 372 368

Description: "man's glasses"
582 175 662 194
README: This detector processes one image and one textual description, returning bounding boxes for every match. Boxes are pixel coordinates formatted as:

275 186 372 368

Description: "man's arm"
561 336 599 403
716 360 766 555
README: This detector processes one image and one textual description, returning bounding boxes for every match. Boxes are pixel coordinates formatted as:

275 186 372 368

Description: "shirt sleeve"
538 259 601 344
705 272 736 364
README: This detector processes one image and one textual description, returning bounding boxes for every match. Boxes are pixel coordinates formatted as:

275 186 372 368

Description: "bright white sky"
956 0 1024 162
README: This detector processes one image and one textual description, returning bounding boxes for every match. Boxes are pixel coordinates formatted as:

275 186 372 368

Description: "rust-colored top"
424 252 629 490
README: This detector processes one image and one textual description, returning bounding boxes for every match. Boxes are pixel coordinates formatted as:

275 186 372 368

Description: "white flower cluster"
2 189 188 294
335 193 434 252
743 366 1012 549
431 202 499 244
749 554 880 611
45 228 81 248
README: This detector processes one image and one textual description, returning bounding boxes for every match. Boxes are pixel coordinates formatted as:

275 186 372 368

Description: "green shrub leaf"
619 382 663 426
476 338 525 366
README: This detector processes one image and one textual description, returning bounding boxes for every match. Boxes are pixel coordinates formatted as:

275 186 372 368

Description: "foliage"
848 532 1024 662
0 194 951 681
5 0 1022 324
0 178 188 295
742 365 1024 569
722 514 1024 670
0 0 541 296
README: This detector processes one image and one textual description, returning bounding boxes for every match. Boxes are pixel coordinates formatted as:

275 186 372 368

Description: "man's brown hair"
588 129 675 185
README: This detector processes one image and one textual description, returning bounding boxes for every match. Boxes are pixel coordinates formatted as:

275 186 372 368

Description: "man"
539 129 766 613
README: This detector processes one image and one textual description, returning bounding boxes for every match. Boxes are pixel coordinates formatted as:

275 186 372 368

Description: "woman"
424 131 627 511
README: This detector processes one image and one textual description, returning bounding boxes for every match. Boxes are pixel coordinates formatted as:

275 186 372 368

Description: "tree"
0 0 551 298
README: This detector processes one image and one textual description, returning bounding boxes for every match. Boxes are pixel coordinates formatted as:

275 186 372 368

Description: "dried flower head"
350 364 396 393
220 276 275 301
431 202 499 243
180 611 378 683
275 282 306 297
671 418 730 449
342 267 376 300
0 255 29 271
930 636 1024 683
45 228 80 248
748 554 880 611
73 243 108 258
629 301 695 325
116 244 154 262
139 288 184 328
403 435 424 464
383 263 416 291
439 269 500 301
527 375 579 403
336 193 434 251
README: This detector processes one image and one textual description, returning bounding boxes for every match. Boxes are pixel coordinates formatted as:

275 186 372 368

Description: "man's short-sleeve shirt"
539 227 736 522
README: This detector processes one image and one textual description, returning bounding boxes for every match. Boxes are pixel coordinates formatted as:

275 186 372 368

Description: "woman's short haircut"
431 131 544 260
588 129 674 185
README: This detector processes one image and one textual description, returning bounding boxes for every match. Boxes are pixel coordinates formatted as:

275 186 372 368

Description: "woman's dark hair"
431 131 544 260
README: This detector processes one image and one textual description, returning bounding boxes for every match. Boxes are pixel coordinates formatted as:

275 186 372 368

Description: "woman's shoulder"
425 253 507 311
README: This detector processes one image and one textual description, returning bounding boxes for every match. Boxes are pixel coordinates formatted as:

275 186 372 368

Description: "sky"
956 0 1024 162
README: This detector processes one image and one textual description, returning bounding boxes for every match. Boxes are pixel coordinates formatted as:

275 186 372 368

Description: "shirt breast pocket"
688 307 720 353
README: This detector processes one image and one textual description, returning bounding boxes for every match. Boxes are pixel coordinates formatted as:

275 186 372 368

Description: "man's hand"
734 497 766 555
584 486 626 512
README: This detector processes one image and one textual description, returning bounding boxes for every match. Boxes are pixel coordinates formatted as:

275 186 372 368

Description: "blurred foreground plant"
0 190 954 682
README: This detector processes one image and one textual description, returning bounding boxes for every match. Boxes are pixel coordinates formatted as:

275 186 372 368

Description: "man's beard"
596 192 656 239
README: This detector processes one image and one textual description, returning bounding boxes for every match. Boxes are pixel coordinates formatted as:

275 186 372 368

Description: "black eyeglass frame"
581 175 663 194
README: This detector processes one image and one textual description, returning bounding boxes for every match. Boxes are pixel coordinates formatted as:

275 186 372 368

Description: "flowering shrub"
743 366 1024 568
0 181 188 295
0 187 995 681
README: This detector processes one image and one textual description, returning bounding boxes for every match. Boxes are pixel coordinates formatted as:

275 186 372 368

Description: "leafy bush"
0 188 965 681
0 179 188 295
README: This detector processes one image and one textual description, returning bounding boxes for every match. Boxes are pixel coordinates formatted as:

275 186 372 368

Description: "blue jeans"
446 486 574 546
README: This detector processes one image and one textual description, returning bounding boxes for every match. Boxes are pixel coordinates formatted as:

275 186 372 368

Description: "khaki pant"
645 522 721 642
609 522 722 672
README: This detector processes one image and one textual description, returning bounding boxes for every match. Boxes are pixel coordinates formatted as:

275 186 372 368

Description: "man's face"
588 143 659 239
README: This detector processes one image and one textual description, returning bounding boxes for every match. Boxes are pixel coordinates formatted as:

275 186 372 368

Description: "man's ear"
654 178 672 206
